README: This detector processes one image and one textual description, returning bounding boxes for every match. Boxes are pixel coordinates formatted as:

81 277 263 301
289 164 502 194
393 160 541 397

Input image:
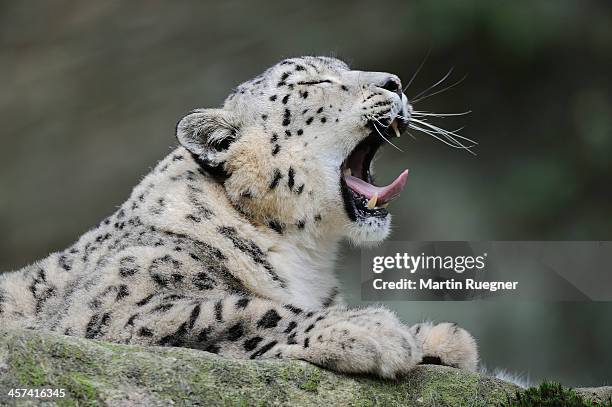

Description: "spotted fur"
0 56 478 378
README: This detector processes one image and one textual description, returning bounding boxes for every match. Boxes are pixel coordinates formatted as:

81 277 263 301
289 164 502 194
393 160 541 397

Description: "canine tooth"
381 203 389 208
343 168 352 177
367 194 378 209
391 121 400 138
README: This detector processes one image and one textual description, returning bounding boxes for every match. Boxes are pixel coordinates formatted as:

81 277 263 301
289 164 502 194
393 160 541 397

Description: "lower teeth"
364 195 388 209
366 194 378 209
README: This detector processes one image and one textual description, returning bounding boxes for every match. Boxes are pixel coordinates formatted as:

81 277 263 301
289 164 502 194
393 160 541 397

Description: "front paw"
411 321 478 371
290 308 422 378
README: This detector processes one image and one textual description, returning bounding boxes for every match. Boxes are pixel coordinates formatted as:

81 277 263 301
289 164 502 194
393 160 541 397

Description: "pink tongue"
344 170 409 205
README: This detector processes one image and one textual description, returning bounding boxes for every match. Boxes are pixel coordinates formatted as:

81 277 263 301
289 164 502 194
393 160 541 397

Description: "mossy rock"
0 329 607 406
505 382 612 407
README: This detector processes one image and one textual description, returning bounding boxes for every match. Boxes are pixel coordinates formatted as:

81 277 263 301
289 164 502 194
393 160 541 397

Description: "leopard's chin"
344 211 392 246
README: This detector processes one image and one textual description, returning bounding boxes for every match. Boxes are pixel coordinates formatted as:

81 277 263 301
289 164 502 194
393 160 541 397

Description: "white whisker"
406 131 417 140
412 74 468 104
411 110 472 117
411 67 455 101
397 63 473 154
410 118 478 146
413 129 476 156
408 123 467 149
408 121 477 155
403 48 431 92
397 114 477 147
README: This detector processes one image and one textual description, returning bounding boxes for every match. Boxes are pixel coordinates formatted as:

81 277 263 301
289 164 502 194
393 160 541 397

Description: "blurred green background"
1 1 611 386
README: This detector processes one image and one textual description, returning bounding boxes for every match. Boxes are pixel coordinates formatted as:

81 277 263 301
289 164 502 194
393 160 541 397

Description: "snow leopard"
0 56 478 378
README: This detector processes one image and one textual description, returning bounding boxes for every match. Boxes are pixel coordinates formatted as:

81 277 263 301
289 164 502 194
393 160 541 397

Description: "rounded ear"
176 108 239 181
176 108 239 157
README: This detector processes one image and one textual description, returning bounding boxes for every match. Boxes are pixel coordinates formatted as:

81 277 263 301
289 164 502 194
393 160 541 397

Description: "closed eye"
295 79 334 86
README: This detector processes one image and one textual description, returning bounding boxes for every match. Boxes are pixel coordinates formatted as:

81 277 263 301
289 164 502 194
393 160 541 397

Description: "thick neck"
264 231 342 308
138 148 343 307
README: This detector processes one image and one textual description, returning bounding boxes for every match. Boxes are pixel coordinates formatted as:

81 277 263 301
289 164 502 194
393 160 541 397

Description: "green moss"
9 353 48 387
1 329 608 407
299 369 321 392
353 380 410 407
506 382 612 407
419 370 476 405
62 373 100 403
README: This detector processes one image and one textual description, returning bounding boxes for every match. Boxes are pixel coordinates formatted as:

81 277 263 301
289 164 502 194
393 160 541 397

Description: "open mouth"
340 117 409 221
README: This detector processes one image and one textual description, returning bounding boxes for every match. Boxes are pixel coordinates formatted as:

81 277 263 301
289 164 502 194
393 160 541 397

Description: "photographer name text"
371 253 518 292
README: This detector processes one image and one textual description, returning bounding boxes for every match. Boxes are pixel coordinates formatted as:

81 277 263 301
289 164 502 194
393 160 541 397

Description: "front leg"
116 294 421 379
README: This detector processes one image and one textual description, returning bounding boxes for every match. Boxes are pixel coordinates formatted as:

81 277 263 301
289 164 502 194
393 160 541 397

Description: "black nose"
380 77 402 98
